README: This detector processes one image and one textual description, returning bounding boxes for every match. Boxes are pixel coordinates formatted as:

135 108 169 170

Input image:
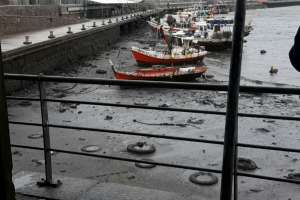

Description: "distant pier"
262 0 300 8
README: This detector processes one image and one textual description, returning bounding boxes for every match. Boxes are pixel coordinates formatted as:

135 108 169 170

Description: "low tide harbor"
1 1 300 200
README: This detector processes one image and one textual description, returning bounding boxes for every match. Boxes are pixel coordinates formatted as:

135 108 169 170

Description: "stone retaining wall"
0 5 61 16
0 5 83 36
2 24 122 93
0 15 83 36
0 0 9 5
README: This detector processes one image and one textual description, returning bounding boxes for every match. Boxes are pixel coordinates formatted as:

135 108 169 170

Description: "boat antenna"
117 48 121 58
116 48 122 68
109 59 116 74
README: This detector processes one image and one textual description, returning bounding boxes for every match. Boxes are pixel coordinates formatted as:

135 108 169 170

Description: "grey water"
111 6 300 87
209 6 300 87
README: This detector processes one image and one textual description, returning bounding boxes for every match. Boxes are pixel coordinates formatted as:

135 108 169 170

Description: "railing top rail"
4 73 300 95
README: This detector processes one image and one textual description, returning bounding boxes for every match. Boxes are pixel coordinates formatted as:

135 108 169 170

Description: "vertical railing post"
220 0 246 200
37 74 61 187
0 40 16 200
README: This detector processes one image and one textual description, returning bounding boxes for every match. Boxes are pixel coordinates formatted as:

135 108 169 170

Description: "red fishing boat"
131 46 207 66
110 61 207 81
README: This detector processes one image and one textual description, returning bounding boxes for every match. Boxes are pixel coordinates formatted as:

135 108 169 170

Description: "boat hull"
113 66 207 82
169 34 232 51
132 49 206 66
194 40 232 51
115 72 205 82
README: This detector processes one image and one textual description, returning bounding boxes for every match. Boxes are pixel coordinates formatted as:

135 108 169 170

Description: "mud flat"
7 27 300 200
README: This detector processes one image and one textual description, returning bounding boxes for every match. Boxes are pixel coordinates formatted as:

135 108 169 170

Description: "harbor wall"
2 23 124 93
264 0 300 8
0 5 84 36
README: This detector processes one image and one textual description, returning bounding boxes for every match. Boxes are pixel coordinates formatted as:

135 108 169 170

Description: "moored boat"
131 46 207 66
111 62 208 81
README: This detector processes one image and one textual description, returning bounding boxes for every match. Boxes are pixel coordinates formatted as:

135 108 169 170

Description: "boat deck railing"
1 1 300 200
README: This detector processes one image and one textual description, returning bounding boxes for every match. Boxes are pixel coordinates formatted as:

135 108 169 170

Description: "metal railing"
5 73 300 198
2 0 300 200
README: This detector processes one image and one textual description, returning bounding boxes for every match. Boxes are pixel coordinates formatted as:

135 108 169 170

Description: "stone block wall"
0 5 83 36
0 0 9 5
0 15 83 36
2 24 121 93
0 5 61 16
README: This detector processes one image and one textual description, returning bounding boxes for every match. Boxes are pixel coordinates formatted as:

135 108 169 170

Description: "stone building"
7 0 62 4
0 0 9 5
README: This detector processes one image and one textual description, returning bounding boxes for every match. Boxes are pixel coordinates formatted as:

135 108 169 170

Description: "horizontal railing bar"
45 99 300 121
238 113 300 121
238 143 300 153
11 144 221 173
6 97 300 121
47 125 300 154
8 121 300 153
9 121 41 127
11 144 300 184
237 172 300 184
4 73 300 95
45 124 300 154
6 96 40 101
48 123 224 145
16 192 61 200
3 73 228 90
46 98 225 115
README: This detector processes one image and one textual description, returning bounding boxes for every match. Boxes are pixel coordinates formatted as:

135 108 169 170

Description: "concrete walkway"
1 10 158 52
14 171 208 200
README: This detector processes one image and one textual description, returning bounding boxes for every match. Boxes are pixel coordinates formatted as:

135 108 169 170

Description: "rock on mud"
255 128 271 133
127 142 156 154
187 118 205 125
96 69 107 74
104 115 113 120
54 93 67 98
18 101 32 107
237 157 258 171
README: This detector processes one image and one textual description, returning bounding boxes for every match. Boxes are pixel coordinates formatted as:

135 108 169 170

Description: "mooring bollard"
108 18 112 23
23 36 32 45
67 27 73 34
48 31 55 39
92 21 97 27
81 24 86 30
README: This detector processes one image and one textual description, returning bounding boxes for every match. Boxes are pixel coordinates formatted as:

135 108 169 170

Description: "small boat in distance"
110 60 207 81
131 46 207 66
